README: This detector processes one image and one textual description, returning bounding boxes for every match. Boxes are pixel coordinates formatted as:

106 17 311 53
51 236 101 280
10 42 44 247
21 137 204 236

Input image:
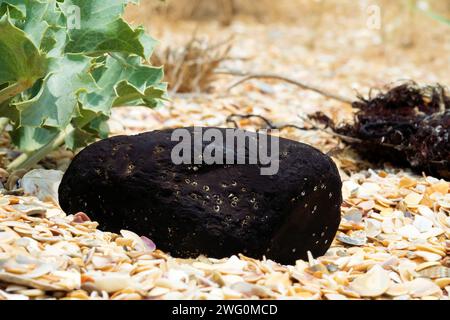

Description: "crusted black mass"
58 127 342 265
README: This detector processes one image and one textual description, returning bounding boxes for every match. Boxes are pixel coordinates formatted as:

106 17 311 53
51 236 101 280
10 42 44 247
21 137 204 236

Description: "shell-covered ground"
0 3 450 300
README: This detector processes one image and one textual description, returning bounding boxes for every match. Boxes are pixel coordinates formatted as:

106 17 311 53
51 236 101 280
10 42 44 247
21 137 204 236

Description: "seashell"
379 207 394 217
414 244 446 256
414 251 442 262
387 240 409 250
343 208 363 223
17 289 46 297
417 206 435 221
419 227 445 239
386 283 409 297
357 200 375 211
45 208 65 219
21 169 63 203
405 278 441 298
154 277 187 291
91 255 112 269
11 204 46 217
415 262 441 272
0 290 29 300
357 182 381 198
0 229 19 244
398 225 420 239
425 176 440 185
166 269 188 285
72 212 91 223
325 293 348 300
31 234 62 243
404 192 423 207
429 181 449 195
399 176 416 188
212 256 248 275
398 261 417 282
381 257 399 269
0 221 33 230
417 266 450 279
365 218 381 238
382 218 395 234
434 278 450 289
147 286 171 297
230 282 273 298
140 236 156 252
0 272 64 291
21 263 55 279
349 265 391 297
86 272 135 293
264 272 291 292
436 212 450 229
220 274 244 287
336 232 366 246
437 196 450 209
0 197 10 206
342 180 359 199
413 215 433 233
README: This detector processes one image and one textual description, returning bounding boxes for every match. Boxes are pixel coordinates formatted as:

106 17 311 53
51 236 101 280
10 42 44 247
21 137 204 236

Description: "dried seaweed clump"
314 83 450 179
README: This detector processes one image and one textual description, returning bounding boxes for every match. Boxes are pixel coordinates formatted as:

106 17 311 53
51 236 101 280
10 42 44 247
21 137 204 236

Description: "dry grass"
151 34 233 94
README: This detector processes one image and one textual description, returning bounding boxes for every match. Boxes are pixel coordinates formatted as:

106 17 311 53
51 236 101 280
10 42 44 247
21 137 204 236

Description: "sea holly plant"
0 0 167 171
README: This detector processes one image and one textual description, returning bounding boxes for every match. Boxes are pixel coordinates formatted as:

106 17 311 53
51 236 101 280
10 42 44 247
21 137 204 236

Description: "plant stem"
6 116 96 172
0 82 27 105
7 130 67 172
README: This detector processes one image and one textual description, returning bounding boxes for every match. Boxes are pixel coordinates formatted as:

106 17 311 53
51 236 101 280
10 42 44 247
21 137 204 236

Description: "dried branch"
217 69 353 104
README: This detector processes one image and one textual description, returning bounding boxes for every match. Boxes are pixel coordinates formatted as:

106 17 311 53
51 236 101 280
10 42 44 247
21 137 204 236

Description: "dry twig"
217 69 353 104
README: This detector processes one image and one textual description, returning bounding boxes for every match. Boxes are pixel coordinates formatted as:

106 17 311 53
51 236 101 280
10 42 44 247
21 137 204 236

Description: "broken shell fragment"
349 265 391 297
336 232 367 246
406 278 442 298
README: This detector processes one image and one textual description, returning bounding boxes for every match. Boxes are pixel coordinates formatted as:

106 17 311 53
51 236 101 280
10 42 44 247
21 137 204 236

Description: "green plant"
0 0 167 171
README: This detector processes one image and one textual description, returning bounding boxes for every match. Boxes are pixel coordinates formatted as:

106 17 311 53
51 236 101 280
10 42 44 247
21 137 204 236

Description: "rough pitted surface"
58 127 342 264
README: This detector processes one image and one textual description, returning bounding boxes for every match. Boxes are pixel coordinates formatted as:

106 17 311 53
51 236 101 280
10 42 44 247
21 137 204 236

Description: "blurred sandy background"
112 0 450 142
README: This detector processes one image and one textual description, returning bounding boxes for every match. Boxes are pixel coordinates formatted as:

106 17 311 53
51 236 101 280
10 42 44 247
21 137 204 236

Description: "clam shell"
0 272 65 291
349 265 391 297
405 278 442 298
418 266 450 279
404 192 423 207
85 273 135 293
336 232 367 246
